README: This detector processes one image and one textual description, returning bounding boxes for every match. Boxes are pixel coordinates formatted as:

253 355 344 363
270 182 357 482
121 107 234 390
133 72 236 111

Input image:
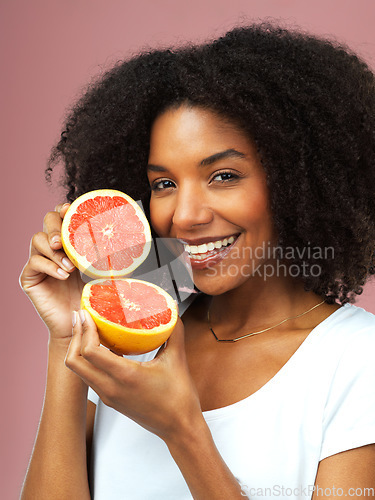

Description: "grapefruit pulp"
61 189 151 278
81 278 178 355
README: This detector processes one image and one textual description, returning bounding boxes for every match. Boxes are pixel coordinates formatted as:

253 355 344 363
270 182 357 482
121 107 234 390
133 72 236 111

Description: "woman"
20 23 375 499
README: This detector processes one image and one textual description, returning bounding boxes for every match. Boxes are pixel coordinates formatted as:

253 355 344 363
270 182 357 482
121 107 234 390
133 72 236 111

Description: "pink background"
2 0 375 497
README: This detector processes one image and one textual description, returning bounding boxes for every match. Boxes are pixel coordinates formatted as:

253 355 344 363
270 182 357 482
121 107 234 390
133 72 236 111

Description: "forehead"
148 105 258 161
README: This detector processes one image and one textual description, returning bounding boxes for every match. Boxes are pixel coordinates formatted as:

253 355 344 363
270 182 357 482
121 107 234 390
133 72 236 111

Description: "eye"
151 179 176 191
211 170 240 183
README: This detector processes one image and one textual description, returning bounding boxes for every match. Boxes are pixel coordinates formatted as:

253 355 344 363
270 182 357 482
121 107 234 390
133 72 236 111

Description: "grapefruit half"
61 189 151 278
81 278 179 355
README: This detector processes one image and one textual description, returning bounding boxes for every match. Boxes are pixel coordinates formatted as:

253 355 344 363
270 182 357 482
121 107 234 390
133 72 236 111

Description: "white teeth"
183 234 238 258
197 244 208 253
195 254 203 260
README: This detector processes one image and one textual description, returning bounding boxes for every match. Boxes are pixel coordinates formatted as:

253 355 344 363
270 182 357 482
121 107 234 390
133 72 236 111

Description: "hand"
65 311 204 443
19 204 84 343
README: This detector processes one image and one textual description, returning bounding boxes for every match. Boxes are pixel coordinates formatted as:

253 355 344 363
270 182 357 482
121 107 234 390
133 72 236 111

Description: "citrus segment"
61 190 151 278
81 278 178 355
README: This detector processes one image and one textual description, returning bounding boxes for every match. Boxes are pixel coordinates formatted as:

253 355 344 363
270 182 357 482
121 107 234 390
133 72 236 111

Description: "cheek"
250 197 276 241
248 180 272 220
238 192 275 238
149 198 171 236
224 186 270 224
250 196 270 220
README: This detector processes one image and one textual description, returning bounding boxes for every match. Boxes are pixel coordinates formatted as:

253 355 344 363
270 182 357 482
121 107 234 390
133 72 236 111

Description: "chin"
192 272 245 297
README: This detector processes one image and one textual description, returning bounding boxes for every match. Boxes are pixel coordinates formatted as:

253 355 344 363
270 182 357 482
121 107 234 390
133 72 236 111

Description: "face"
147 105 278 295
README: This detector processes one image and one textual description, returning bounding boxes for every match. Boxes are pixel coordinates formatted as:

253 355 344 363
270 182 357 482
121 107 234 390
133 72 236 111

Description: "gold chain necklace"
207 299 326 343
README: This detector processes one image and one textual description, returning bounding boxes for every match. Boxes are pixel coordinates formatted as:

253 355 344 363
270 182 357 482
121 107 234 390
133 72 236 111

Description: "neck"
207 271 324 335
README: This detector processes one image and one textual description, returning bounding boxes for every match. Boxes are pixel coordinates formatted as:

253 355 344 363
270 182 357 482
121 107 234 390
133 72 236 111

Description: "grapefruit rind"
61 189 152 278
81 278 179 355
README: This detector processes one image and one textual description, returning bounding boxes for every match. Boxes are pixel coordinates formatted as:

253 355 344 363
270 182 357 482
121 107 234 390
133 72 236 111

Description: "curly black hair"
46 22 375 305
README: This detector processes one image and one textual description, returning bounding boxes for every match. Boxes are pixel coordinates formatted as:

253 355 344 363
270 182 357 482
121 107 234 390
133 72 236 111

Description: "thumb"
79 309 101 348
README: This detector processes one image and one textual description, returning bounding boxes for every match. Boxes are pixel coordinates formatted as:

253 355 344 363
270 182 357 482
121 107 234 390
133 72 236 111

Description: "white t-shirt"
88 303 375 499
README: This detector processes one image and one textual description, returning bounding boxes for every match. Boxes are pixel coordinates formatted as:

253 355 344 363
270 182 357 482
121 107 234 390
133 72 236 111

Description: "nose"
172 183 213 230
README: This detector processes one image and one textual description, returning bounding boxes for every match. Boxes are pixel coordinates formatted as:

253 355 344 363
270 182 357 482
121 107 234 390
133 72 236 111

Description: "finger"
54 202 70 214
67 311 85 357
25 254 70 282
58 203 71 219
66 311 113 393
29 231 75 273
43 209 67 249
110 349 125 357
79 310 139 377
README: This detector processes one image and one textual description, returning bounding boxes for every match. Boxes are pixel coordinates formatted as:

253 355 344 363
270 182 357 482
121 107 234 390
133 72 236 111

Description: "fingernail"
79 310 86 324
72 311 77 327
62 257 75 271
51 236 61 245
57 268 69 278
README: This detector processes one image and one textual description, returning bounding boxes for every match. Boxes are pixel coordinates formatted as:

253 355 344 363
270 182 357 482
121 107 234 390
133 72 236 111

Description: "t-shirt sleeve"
320 326 375 460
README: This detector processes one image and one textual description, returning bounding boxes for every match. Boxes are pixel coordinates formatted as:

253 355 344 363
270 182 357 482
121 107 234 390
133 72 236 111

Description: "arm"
166 419 245 499
168 423 375 500
20 204 93 499
20 340 93 500
312 445 375 499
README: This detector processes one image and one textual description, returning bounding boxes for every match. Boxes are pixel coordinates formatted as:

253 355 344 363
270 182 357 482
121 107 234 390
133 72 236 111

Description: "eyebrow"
147 148 246 173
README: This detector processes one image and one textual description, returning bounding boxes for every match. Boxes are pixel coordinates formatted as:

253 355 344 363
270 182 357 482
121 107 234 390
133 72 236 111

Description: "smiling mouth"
182 233 240 260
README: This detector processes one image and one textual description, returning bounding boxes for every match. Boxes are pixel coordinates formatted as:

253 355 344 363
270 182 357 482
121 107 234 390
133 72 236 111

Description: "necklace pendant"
210 327 236 343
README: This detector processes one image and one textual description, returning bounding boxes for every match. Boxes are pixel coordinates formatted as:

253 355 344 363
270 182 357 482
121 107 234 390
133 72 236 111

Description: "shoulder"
318 305 375 460
319 303 375 349
336 304 375 352
318 304 375 391
342 302 375 324
308 303 375 388
330 302 375 328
